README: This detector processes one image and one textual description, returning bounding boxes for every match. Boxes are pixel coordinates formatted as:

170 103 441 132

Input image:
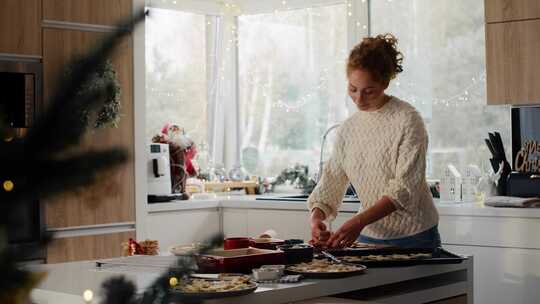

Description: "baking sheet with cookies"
170 276 258 299
324 247 465 267
286 259 367 279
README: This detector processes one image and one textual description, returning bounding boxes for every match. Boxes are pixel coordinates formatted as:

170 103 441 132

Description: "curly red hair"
347 33 404 84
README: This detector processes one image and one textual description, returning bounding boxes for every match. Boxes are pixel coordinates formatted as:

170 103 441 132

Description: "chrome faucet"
316 123 359 205
317 123 341 183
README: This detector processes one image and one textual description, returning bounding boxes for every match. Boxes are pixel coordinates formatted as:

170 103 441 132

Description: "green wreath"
65 59 122 129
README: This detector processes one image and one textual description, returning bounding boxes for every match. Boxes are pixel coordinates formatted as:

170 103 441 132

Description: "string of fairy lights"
390 72 486 108
146 0 484 115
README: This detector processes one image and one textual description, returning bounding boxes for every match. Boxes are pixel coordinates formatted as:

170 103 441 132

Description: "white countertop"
31 255 472 304
147 195 540 218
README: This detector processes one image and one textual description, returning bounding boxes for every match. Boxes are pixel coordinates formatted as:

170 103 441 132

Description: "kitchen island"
142 196 540 304
31 255 472 304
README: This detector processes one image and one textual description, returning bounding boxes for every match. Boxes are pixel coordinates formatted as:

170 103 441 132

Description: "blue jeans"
358 225 441 249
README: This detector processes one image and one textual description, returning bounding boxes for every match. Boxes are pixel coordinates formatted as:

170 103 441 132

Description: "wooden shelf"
203 181 258 194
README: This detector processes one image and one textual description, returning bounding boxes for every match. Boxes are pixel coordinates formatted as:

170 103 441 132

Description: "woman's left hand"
327 215 365 248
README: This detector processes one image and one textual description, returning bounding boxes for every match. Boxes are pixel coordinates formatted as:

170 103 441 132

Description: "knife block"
496 160 511 196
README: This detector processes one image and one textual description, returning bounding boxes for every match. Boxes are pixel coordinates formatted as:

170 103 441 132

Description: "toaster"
147 143 172 196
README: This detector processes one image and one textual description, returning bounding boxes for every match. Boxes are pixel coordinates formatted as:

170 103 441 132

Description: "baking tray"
170 281 258 300
286 262 366 279
324 247 465 267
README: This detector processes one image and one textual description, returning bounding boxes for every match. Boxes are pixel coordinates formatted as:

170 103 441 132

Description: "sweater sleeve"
383 111 428 211
307 130 349 221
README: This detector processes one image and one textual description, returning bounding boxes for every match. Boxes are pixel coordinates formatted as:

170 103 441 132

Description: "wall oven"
0 58 46 261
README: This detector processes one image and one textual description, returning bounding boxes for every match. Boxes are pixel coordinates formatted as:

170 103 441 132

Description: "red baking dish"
196 247 286 273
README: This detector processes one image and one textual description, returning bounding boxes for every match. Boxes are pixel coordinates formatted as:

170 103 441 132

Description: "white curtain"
207 14 240 171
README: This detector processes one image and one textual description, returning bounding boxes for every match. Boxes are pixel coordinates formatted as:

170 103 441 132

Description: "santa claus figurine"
152 123 197 194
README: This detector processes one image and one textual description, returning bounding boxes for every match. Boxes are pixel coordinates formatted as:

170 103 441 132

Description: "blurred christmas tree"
0 10 222 304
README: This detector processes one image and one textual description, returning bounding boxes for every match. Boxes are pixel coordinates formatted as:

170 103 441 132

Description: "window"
370 0 511 179
238 4 349 177
145 8 207 146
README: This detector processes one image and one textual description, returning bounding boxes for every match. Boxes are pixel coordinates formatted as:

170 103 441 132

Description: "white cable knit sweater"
307 96 439 239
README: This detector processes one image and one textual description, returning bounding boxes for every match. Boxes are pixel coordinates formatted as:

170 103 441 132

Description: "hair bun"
347 33 403 83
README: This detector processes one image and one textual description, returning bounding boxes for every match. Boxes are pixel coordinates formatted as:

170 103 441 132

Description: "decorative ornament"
3 180 14 192
169 277 178 287
228 164 246 181
271 164 316 194
152 123 198 194
82 289 93 302
65 59 122 129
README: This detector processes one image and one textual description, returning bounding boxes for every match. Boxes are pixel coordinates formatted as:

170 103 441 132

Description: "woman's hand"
310 208 331 246
327 215 365 248
310 219 332 246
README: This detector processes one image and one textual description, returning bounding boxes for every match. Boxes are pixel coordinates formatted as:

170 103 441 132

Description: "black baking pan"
285 262 367 279
277 244 314 264
323 247 465 268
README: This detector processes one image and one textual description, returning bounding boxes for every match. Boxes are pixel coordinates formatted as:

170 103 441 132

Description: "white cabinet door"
439 214 540 249
246 209 311 241
222 208 248 238
146 209 220 252
444 244 540 304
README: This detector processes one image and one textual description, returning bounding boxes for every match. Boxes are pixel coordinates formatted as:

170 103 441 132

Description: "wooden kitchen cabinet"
38 0 135 263
486 19 540 105
485 0 540 23
0 0 41 56
42 28 135 228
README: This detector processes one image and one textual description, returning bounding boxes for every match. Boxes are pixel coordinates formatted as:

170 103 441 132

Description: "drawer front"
446 245 540 304
47 231 135 263
440 215 540 249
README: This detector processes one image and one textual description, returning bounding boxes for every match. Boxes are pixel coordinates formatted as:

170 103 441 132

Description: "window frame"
144 0 368 169
134 0 370 238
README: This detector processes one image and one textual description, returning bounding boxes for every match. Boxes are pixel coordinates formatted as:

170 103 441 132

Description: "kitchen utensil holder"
496 160 511 196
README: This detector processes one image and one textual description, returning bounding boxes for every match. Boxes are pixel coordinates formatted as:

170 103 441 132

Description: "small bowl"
260 264 286 276
252 268 281 281
277 244 314 264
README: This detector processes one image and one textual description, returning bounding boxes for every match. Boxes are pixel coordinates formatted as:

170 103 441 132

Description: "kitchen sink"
256 194 360 203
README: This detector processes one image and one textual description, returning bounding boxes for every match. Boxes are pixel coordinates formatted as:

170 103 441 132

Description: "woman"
308 34 440 249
